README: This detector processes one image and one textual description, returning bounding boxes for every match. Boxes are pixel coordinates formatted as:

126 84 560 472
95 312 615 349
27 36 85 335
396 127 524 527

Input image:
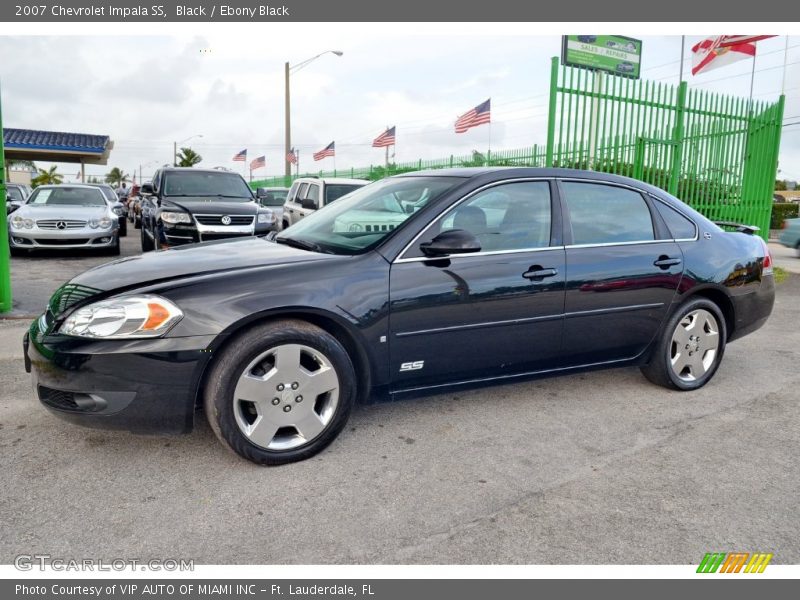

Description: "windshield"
163 171 254 200
7 187 24 202
259 189 288 206
325 184 364 204
276 176 461 254
28 187 106 207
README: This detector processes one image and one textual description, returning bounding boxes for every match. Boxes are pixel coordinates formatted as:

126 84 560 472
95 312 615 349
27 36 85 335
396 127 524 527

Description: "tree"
105 167 130 187
176 147 203 167
6 159 36 171
775 179 787 191
31 165 63 187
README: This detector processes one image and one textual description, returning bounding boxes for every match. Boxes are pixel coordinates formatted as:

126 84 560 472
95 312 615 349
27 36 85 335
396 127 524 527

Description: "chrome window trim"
394 177 555 263
395 245 565 264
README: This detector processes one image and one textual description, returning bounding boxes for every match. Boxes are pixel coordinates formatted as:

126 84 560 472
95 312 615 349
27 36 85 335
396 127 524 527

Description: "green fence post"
0 81 12 313
545 56 559 167
669 81 687 196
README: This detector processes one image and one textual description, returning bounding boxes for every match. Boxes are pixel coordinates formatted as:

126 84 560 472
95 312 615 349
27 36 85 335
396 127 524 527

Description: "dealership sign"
561 35 643 78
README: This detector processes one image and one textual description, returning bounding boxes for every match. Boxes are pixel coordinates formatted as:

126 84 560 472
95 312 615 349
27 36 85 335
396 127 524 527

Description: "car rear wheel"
641 298 727 391
795 241 800 258
204 320 356 465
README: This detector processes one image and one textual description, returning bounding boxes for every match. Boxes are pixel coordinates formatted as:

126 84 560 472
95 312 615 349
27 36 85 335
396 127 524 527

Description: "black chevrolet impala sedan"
25 168 775 465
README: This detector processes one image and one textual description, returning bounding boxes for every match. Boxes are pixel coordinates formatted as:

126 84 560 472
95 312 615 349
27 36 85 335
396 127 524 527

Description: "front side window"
276 176 461 255
162 171 253 200
411 181 552 255
6 187 24 202
306 184 320 203
562 182 654 245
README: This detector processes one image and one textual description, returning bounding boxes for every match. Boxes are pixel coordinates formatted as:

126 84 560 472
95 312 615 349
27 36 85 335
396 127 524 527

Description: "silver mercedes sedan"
8 184 121 256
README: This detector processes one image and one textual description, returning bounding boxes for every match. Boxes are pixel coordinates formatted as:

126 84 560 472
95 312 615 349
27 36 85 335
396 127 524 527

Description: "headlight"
99 216 113 229
348 223 363 232
257 212 276 224
160 211 191 224
112 206 124 215
11 215 25 229
88 218 99 229
60 295 183 339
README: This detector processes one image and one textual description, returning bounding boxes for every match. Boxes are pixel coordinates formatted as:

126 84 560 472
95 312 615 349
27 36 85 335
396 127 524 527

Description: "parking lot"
0 239 798 564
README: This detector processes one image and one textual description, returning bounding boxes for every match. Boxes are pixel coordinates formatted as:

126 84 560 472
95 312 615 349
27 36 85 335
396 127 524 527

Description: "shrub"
771 202 799 229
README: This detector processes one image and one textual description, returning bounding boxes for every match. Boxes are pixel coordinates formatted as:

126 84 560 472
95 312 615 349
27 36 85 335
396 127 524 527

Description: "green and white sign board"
561 35 643 78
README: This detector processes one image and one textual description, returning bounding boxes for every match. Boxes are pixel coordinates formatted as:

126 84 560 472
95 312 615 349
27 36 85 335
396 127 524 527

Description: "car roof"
161 167 243 175
34 184 104 190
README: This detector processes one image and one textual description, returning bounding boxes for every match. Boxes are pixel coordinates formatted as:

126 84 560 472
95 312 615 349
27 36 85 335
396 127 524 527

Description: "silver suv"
282 177 367 229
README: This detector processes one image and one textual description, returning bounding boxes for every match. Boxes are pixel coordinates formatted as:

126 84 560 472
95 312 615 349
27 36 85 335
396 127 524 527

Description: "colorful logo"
697 552 773 573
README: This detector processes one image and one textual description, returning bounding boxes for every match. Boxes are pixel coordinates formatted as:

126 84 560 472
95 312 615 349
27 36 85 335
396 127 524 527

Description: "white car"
282 177 367 229
8 184 121 256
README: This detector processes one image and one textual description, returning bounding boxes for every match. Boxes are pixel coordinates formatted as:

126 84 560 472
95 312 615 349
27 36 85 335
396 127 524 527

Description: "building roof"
2 128 114 165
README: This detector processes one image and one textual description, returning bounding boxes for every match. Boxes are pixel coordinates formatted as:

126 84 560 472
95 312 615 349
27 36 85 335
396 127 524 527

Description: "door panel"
562 242 683 365
389 250 566 389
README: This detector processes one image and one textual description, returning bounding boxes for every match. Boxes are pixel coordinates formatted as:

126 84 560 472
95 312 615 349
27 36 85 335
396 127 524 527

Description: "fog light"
99 237 111 243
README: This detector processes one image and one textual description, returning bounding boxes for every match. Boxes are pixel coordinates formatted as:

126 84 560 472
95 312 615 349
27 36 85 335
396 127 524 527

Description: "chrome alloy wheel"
233 343 340 451
669 309 720 382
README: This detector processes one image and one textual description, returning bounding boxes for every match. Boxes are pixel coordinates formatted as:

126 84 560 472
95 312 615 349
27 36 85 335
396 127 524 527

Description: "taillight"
782 220 788 229
760 238 773 275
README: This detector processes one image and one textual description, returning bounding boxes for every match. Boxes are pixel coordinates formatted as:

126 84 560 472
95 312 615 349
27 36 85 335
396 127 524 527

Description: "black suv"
139 167 270 251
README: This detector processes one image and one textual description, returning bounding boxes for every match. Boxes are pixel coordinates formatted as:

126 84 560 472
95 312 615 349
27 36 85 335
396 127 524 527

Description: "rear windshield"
28 187 106 207
259 189 288 206
325 184 364 204
163 171 253 200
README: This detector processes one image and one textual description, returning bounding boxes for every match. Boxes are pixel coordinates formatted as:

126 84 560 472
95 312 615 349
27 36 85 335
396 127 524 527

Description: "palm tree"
176 147 203 167
31 165 63 187
105 167 130 187
6 159 36 171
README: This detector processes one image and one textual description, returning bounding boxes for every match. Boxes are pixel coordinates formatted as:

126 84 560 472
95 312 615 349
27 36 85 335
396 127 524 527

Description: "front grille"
38 386 80 411
35 238 89 246
48 282 102 315
36 219 87 229
194 214 254 226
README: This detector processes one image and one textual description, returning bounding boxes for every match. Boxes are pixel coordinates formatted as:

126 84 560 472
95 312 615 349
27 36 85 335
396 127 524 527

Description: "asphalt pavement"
0 236 798 564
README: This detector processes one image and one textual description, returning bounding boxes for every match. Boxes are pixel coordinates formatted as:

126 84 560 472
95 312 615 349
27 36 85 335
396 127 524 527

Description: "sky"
0 31 798 183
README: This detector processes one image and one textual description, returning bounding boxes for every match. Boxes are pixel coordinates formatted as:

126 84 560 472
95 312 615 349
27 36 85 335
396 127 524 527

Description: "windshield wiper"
275 236 325 253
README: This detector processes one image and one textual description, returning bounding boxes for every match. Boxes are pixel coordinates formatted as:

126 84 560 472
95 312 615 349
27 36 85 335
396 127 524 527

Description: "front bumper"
25 315 216 434
10 227 118 250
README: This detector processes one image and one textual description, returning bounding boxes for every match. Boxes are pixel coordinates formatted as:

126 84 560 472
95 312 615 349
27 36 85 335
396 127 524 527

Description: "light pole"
173 134 203 167
285 50 343 179
138 159 160 183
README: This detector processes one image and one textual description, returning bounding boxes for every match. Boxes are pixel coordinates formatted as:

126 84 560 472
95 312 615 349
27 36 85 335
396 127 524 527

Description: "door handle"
654 255 682 269
523 267 559 281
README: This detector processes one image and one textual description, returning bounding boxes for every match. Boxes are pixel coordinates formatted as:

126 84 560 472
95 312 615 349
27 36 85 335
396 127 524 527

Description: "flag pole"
749 50 757 103
781 35 789 95
679 35 686 84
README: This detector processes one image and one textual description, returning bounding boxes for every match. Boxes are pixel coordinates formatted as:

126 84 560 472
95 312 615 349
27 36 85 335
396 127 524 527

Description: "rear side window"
655 201 697 240
562 182 654 245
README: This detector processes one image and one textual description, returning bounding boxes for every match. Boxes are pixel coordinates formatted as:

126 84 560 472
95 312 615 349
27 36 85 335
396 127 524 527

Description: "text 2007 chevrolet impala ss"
24 168 775 465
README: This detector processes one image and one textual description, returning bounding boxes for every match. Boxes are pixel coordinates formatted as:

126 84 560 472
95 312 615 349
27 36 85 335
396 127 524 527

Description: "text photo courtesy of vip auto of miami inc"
1 16 799 587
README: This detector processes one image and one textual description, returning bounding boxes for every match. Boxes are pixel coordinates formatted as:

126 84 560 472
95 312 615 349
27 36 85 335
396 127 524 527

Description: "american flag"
313 141 335 161
286 148 298 165
372 126 396 148
232 149 247 162
455 99 491 134
250 155 266 170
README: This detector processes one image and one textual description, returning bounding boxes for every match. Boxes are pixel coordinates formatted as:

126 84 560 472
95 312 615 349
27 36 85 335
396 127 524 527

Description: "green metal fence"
254 57 784 241
545 56 784 239
0 83 12 313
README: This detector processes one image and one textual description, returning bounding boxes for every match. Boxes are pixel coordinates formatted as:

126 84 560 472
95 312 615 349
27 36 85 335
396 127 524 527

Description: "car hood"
15 204 110 220
68 237 336 294
161 197 259 215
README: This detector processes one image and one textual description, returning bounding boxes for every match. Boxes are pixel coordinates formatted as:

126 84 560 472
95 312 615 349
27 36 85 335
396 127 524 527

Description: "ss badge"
399 361 424 372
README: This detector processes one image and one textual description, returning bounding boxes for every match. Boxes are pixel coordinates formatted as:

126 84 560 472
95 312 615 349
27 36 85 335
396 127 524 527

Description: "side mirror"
255 188 267 198
420 229 481 257
140 183 155 195
301 197 318 210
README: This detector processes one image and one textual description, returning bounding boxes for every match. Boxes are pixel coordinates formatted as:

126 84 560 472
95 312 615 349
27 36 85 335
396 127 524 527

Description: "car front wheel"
641 298 727 391
204 320 356 465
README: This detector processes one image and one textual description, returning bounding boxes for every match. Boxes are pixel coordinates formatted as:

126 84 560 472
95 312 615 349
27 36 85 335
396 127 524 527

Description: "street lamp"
138 159 161 184
285 50 343 179
173 134 203 167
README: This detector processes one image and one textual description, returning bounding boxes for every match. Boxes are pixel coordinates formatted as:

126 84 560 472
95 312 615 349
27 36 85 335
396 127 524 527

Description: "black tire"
134 215 142 230
119 219 127 237
9 247 25 258
641 297 727 391
204 319 356 465
108 235 121 256
140 224 154 252
282 220 289 230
